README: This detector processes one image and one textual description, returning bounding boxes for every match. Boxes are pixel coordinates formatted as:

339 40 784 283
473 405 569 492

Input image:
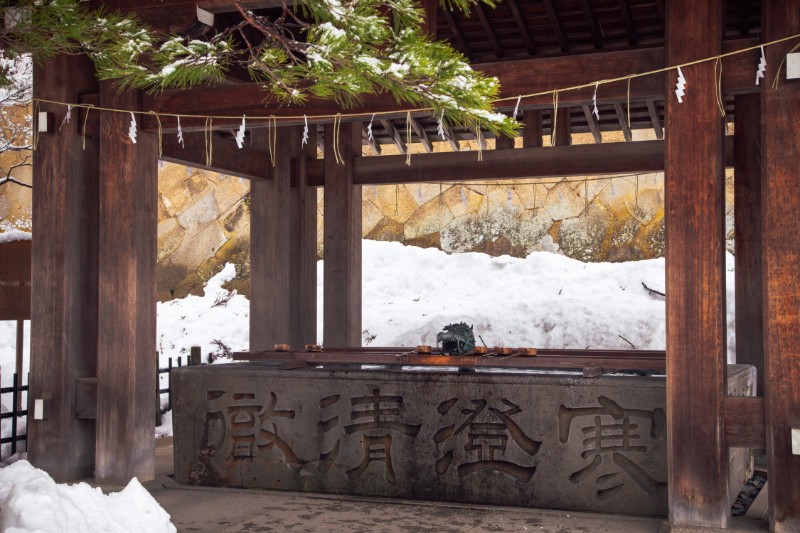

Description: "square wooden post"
94 83 158 484
664 0 729 528
323 121 362 347
761 2 800 530
28 55 99 481
733 93 763 395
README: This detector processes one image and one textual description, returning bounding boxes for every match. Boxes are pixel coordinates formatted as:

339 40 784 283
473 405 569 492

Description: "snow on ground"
0 460 176 533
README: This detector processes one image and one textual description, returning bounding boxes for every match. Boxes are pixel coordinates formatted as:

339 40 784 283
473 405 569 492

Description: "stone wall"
0 130 736 300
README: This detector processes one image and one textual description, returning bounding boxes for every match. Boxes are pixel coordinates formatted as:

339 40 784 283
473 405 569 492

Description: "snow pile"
0 460 176 533
0 228 31 244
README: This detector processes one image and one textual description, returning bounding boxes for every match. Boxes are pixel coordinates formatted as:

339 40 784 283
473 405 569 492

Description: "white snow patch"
0 460 176 533
0 229 31 243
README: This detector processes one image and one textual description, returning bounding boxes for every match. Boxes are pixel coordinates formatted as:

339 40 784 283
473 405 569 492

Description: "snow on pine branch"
0 0 516 137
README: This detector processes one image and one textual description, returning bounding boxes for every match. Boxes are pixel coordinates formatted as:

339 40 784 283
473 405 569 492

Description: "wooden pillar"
664 0 728 529
94 83 158 484
289 130 318 347
28 55 99 481
323 122 362 347
553 107 571 146
522 109 542 148
250 128 291 350
733 94 763 395
761 2 800 529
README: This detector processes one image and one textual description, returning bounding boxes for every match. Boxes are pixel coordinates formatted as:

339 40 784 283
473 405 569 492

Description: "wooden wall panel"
323 122 362 347
95 83 157 484
761 2 800 530
733 94 763 395
28 55 99 482
664 0 729 528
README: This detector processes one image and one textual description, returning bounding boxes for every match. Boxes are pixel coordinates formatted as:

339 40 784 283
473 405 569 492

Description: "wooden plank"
724 397 765 449
95 82 157 485
646 99 664 140
250 127 294 350
289 128 318 347
28 54 99 482
142 41 759 132
664 0 728 528
761 1 800 530
495 134 515 149
474 3 503 58
160 132 272 180
613 103 633 142
522 109 542 148
409 117 433 153
362 124 381 155
506 0 535 55
0 285 30 321
323 122 362 347
0 240 31 282
733 93 763 396
75 378 98 420
441 120 461 152
581 105 602 144
553 107 570 146
380 119 407 154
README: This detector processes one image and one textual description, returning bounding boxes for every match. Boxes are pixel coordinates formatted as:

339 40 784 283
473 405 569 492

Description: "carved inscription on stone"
203 389 302 469
434 398 541 482
558 395 666 501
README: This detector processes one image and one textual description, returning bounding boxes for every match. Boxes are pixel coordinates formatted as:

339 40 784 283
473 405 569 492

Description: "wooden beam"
617 0 638 45
579 0 603 49
506 0 535 55
522 109 542 148
440 8 471 58
646 99 664 140
495 133 515 149
724 397 765 449
28 54 99 482
95 83 157 485
664 0 728 528
323 122 362 347
380 119 406 154
613 103 633 142
420 0 437 38
250 126 295 351
581 105 602 144
441 121 461 152
160 132 272 180
409 117 433 153
733 94 763 396
761 2 800 530
362 124 381 155
142 40 759 132
289 128 318 347
542 0 569 52
475 3 503 58
553 107 570 146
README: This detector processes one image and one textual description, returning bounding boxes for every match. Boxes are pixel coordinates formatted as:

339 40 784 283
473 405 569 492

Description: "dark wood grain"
28 54 99 482
160 132 272 180
761 1 800 529
733 94 763 396
553 107 571 146
95 82 157 485
323 122 362 347
664 0 729 528
142 41 759 132
0 286 30 321
522 109 542 148
0 240 31 282
724 397 765 449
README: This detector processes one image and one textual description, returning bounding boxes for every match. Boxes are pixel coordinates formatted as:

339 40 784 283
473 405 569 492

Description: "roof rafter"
579 0 603 49
440 8 471 58
506 0 536 55
613 103 633 142
617 0 638 46
380 119 407 154
581 105 602 144
646 100 664 140
474 3 504 58
409 117 433 153
542 0 569 52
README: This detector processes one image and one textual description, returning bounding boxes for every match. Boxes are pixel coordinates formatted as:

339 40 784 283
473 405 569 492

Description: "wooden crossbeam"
440 121 461 152
160 132 272 180
506 0 535 55
475 2 504 57
441 8 471 58
613 103 633 142
617 0 638 46
380 119 407 154
409 117 433 153
542 0 569 52
646 100 664 140
581 105 602 143
579 0 603 49
142 40 759 132
362 124 381 155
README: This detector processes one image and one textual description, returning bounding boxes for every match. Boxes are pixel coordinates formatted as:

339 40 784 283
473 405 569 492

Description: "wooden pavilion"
25 0 800 530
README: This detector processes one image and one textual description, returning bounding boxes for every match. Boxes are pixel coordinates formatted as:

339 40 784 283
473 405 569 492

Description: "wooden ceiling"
123 0 762 150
